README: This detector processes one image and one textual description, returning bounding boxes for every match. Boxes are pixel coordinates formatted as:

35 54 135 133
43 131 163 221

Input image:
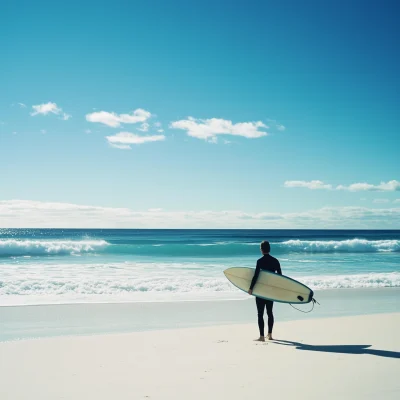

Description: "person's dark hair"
260 240 270 253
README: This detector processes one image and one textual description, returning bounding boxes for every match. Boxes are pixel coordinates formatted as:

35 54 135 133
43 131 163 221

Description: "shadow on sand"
273 340 400 359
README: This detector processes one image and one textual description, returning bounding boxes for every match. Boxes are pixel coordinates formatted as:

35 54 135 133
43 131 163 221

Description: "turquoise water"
0 229 399 305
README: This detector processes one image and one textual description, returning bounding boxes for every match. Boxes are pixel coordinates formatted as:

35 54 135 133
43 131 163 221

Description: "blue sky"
1 0 399 228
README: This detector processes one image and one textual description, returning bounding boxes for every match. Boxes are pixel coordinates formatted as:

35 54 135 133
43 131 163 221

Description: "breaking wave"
279 239 400 253
1 238 399 258
0 239 109 257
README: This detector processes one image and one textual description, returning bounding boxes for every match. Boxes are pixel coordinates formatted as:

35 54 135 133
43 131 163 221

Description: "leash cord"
288 298 319 313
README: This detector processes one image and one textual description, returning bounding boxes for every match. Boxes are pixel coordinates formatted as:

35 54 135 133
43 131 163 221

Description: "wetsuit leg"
265 300 274 334
256 297 266 336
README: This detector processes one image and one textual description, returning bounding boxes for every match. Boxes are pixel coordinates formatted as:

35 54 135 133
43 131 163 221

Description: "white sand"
1 313 399 400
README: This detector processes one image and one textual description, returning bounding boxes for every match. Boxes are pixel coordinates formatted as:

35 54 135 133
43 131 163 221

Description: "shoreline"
1 285 399 308
1 287 399 342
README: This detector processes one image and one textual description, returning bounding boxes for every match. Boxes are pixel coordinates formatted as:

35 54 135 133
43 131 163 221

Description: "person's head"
260 240 270 255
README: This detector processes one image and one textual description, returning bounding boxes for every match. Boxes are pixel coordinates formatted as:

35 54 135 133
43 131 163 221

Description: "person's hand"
248 289 253 295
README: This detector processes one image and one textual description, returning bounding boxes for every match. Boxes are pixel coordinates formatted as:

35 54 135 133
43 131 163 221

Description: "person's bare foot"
254 336 265 342
267 333 273 340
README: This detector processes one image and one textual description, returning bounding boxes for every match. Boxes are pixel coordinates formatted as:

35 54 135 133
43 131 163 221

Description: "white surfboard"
224 267 314 304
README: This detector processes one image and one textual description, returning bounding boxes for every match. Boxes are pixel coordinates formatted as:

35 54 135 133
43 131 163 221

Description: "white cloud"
85 129 92 134
12 131 17 135
1 200 399 228
284 180 333 190
18 103 27 108
154 122 162 128
31 102 61 116
373 199 390 204
106 132 165 149
138 122 150 132
285 180 400 192
337 180 400 192
86 108 151 128
40 129 46 134
276 124 285 131
157 129 164 133
30 102 70 120
170 117 268 140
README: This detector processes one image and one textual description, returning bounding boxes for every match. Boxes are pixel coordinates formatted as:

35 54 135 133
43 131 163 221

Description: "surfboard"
223 267 314 304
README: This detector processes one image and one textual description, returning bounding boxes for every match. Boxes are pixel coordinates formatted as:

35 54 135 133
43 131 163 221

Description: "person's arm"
248 260 261 294
276 260 282 275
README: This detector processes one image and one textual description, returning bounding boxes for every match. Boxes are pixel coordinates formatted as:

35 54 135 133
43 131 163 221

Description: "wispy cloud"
394 199 400 204
152 122 164 132
85 129 92 134
1 200 399 228
110 143 132 150
285 180 400 192
284 180 333 190
170 117 268 141
30 102 71 120
106 132 165 149
11 102 27 108
337 181 400 192
86 108 151 128
138 122 150 132
40 129 46 134
266 119 285 131
61 113 71 121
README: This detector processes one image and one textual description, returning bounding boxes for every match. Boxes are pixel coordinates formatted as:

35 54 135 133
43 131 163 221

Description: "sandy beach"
1 313 399 400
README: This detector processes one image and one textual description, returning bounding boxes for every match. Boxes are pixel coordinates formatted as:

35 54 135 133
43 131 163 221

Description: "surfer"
248 241 282 341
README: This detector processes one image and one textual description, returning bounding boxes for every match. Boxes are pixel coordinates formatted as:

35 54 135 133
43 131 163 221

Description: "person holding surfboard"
248 241 282 341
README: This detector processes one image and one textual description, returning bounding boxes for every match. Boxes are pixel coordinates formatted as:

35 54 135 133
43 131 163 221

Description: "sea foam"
0 258 399 306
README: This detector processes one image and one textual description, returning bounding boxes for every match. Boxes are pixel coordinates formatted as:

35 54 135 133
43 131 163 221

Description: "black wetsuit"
249 254 282 335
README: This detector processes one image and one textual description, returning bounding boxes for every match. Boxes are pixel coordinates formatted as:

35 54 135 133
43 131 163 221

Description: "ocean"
1 229 399 306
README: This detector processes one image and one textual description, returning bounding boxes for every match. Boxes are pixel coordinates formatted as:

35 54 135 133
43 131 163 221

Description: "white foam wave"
279 239 400 253
0 276 233 299
0 258 399 306
0 239 109 256
302 272 400 290
2 272 397 297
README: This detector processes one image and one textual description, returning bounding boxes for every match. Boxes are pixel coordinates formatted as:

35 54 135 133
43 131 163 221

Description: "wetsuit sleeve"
276 260 282 275
249 260 261 291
